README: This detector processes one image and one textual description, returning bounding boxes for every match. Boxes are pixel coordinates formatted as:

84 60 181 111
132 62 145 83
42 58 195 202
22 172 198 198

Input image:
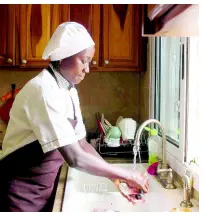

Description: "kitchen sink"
61 163 199 212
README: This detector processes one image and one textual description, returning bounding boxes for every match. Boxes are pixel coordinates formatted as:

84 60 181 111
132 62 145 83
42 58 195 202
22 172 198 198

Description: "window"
153 37 187 150
186 37 200 168
150 36 200 167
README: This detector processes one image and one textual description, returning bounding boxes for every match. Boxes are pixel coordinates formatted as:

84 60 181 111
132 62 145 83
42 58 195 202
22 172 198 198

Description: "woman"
0 22 149 212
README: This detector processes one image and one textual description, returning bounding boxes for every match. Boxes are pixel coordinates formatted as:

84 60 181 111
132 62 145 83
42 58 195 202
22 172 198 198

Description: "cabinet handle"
92 60 97 65
21 59 27 64
104 60 109 65
7 58 12 63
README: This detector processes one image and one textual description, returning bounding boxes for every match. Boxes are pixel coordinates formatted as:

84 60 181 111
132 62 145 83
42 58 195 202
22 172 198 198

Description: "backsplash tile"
0 69 140 132
78 71 140 131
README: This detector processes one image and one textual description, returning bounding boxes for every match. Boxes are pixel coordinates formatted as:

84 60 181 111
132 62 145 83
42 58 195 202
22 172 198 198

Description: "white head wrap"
42 22 95 61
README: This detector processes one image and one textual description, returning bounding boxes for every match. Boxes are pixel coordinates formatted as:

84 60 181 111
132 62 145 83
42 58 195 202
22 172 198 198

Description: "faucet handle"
180 175 193 208
156 156 163 170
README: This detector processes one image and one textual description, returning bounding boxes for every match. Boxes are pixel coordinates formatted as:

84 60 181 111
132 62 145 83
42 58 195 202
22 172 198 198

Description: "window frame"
185 37 200 167
149 37 188 163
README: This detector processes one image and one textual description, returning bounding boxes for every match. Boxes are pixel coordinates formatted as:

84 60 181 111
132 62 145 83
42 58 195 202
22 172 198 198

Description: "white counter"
62 163 199 212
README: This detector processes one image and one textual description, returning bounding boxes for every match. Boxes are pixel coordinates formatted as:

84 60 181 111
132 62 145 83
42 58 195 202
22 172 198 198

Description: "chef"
0 22 149 211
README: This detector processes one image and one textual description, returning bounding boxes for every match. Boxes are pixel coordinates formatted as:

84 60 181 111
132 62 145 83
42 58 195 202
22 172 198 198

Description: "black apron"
0 67 77 212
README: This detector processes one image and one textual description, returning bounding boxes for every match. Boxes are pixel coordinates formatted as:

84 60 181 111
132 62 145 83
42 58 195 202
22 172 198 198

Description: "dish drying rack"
97 132 149 159
95 112 149 159
98 135 134 156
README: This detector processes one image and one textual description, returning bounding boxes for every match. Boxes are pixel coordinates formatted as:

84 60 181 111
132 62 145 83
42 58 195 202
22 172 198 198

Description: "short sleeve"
24 86 79 153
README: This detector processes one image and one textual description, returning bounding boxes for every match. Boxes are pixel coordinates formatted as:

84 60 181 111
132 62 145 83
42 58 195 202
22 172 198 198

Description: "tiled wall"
78 71 140 131
0 69 39 138
0 69 140 133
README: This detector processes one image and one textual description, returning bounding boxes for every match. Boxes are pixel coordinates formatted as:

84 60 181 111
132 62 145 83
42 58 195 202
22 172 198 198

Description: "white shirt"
0 67 86 160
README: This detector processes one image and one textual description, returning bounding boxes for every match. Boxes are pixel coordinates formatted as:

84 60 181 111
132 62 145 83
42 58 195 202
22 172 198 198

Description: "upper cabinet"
0 5 15 66
0 4 146 72
142 4 199 37
18 4 70 68
68 4 100 70
102 5 146 72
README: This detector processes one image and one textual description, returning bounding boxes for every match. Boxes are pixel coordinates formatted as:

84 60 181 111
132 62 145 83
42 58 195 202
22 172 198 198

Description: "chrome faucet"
180 175 193 208
133 119 176 189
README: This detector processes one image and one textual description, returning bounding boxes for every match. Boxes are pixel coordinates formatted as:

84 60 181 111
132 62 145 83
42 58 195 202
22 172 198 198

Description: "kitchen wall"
78 71 140 131
0 69 140 133
139 41 150 123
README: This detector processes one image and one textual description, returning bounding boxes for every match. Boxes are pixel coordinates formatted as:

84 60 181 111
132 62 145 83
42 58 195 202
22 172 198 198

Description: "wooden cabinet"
68 4 100 70
0 4 146 72
0 5 15 66
102 4 145 71
18 4 70 68
64 4 146 71
18 4 100 69
142 4 199 36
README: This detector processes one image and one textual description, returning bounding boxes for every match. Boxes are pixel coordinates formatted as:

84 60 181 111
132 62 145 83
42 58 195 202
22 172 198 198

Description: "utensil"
116 116 123 127
95 113 104 135
101 113 105 125
104 119 112 127
102 123 110 134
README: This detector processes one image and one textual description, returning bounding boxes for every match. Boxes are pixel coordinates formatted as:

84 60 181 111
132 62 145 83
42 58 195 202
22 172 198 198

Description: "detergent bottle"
144 127 162 165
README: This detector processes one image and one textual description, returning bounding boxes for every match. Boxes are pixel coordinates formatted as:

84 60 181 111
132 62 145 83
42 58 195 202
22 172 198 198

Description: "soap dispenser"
144 127 162 165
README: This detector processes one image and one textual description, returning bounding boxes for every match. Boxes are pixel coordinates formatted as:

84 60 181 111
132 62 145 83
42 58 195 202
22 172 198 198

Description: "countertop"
52 158 133 212
52 158 199 212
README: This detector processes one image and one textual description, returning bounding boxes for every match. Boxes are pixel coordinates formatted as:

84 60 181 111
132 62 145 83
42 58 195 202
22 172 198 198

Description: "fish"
114 179 145 204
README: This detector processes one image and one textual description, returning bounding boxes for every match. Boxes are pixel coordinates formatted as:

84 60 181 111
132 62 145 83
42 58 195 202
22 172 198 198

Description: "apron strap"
47 66 77 120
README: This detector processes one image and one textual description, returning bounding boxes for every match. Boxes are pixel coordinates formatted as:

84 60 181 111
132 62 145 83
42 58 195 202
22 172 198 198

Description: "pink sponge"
147 162 159 175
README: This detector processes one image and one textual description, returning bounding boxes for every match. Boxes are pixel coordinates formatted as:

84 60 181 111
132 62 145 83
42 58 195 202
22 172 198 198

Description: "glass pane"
155 37 181 145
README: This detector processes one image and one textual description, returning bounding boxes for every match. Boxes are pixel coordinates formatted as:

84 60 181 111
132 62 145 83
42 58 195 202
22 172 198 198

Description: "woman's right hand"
113 170 149 204
126 170 149 193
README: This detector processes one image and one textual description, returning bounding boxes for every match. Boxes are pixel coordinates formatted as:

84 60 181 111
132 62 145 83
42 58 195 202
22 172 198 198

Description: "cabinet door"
102 4 146 72
19 4 70 68
0 5 15 66
69 4 100 70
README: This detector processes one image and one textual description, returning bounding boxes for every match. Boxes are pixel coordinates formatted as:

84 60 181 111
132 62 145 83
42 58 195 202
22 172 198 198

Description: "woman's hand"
127 170 149 193
112 170 149 204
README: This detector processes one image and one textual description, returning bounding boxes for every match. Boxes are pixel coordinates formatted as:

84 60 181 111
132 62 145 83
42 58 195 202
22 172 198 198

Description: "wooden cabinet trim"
19 5 27 66
8 5 16 66
0 5 16 66
161 4 192 27
90 4 100 69
143 4 195 36
148 4 175 21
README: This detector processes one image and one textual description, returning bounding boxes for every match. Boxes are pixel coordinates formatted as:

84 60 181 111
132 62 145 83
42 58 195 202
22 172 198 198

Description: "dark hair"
50 61 60 71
